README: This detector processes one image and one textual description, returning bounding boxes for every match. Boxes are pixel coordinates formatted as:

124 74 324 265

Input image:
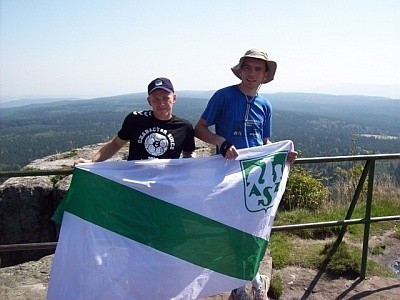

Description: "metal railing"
1 153 400 279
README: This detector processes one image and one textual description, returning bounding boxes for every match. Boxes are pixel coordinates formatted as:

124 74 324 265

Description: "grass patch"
320 242 360 278
269 233 397 278
370 244 386 255
268 233 293 269
268 274 283 299
274 209 342 239
287 241 325 269
62 149 78 158
269 233 326 269
269 191 399 279
392 227 400 239
275 196 400 240
366 260 398 277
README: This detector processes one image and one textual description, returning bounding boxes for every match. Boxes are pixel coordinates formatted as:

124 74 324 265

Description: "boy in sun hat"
231 48 277 84
195 49 297 300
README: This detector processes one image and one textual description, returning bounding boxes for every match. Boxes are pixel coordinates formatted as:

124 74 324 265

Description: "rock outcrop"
0 176 56 266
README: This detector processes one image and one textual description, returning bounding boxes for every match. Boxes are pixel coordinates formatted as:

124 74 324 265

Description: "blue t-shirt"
201 85 272 151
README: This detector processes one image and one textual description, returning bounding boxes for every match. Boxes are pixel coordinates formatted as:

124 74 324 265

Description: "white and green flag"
47 140 293 299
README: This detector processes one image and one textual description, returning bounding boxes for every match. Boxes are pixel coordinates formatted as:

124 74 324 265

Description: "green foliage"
287 242 326 269
334 163 364 186
281 166 330 211
347 224 364 237
332 161 367 204
268 274 283 299
370 244 386 255
342 198 400 240
274 209 341 239
275 194 400 240
320 242 360 278
268 234 293 269
271 193 399 278
63 149 78 158
319 241 397 278
371 198 400 218
1 93 400 172
366 260 398 277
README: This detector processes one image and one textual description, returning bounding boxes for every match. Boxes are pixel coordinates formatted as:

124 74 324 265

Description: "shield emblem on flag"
240 152 287 213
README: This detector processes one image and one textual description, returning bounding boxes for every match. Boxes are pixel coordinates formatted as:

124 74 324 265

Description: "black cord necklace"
244 93 255 122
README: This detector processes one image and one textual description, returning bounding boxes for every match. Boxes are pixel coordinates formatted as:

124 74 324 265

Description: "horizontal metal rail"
0 169 73 178
0 242 58 252
1 216 399 253
295 153 400 163
1 153 399 179
272 215 400 232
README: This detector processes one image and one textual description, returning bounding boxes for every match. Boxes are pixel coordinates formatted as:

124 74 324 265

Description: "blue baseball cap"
147 77 174 95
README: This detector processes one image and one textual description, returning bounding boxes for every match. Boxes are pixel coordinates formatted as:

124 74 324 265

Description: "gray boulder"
0 176 56 267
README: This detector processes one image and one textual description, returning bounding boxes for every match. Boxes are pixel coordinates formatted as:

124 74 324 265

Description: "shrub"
268 274 283 299
330 163 367 204
281 166 330 211
320 241 360 278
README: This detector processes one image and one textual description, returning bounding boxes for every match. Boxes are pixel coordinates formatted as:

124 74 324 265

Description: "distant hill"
1 92 399 172
0 97 84 108
266 93 400 134
0 91 217 108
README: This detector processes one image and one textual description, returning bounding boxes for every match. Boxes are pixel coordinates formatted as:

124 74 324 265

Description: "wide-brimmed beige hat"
231 48 277 84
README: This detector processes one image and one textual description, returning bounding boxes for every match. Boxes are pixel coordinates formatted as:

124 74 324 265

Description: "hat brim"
148 87 174 95
231 58 277 84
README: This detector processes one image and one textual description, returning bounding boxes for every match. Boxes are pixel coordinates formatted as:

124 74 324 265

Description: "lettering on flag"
240 151 287 212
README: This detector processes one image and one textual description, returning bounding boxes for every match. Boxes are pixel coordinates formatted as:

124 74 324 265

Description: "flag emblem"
241 152 287 212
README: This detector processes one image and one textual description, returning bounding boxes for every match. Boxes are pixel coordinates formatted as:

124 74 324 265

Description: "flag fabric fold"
47 140 294 299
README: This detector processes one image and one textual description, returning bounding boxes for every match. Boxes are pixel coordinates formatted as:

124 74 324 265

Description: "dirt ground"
0 232 399 300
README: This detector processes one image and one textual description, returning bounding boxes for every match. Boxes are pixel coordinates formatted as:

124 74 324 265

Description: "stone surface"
1 253 399 300
0 176 55 266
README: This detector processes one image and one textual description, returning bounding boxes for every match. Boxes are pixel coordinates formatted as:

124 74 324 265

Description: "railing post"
360 158 375 279
335 160 370 243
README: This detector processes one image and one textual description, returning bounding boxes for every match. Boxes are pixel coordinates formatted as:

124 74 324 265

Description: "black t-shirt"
117 110 196 160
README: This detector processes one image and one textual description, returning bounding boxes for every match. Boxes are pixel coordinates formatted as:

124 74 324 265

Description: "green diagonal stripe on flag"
57 168 267 280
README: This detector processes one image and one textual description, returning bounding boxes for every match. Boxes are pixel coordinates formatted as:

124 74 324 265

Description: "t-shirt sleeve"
263 104 272 139
117 113 133 141
183 124 196 152
201 91 224 126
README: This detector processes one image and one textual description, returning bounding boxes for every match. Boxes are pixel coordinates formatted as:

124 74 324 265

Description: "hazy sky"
1 0 400 100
